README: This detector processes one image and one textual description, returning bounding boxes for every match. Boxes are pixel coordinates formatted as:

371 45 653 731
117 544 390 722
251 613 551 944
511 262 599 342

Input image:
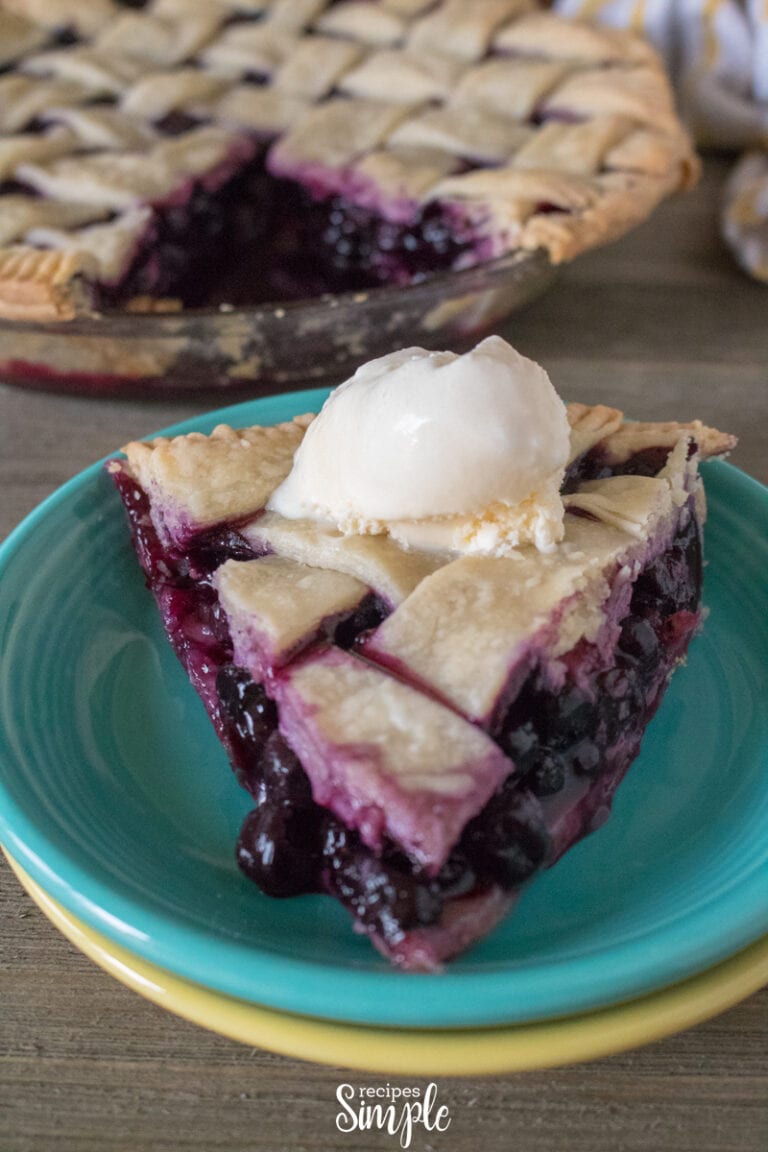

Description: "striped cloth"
552 0 768 280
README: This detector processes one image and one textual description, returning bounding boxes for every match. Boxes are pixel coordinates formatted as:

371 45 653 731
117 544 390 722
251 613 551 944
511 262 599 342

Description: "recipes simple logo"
335 1082 451 1148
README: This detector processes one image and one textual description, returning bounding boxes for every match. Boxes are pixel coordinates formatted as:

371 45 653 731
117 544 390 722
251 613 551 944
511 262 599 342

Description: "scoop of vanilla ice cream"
268 336 571 555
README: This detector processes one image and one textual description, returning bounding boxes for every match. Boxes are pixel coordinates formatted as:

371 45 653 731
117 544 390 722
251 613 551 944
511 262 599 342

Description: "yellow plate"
8 852 768 1076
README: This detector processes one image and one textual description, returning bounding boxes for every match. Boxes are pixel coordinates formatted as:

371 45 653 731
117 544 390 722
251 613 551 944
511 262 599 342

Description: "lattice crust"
0 245 96 319
242 510 448 608
599 419 737 465
2 0 117 36
120 401 734 866
363 482 677 723
28 206 153 283
271 646 513 871
0 10 47 67
566 403 624 463
120 414 314 546
121 403 732 551
0 0 697 317
17 126 257 210
0 196 108 246
215 554 367 678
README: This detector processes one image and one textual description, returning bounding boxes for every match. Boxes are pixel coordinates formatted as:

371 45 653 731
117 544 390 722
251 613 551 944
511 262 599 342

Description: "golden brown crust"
1 0 117 36
606 128 701 190
365 476 677 721
567 403 736 463
0 195 107 246
244 509 447 607
120 400 734 741
600 420 738 463
520 170 688 265
493 10 657 66
566 403 624 463
431 167 600 232
0 244 96 321
0 1 698 316
121 416 315 539
120 404 734 549
216 554 366 668
0 9 48 67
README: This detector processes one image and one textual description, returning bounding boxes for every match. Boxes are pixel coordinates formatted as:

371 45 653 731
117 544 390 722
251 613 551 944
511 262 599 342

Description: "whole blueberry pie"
0 0 698 319
109 337 736 970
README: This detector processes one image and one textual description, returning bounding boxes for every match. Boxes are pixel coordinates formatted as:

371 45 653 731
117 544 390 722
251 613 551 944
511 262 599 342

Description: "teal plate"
1 390 767 1029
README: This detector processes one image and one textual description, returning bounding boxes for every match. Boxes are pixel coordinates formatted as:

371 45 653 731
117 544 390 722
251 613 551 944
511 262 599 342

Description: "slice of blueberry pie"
109 336 735 970
0 0 698 320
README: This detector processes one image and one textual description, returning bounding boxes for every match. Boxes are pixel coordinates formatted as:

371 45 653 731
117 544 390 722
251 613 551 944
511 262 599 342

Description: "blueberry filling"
112 449 703 951
216 667 278 798
332 593 389 650
321 824 443 936
632 513 702 617
301 195 471 289
496 513 700 817
154 111 202 137
563 444 681 493
186 526 257 574
459 783 549 889
96 155 480 309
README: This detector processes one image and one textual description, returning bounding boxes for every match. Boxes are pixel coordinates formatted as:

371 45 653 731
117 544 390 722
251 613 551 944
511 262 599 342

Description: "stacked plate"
1 392 767 1076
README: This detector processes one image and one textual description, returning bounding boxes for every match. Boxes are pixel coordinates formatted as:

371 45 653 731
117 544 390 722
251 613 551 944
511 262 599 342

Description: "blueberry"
260 731 314 805
602 668 629 698
527 751 566 797
544 689 593 749
561 449 612 493
333 594 388 650
619 614 660 667
189 591 231 650
631 516 702 617
190 527 255 572
599 667 646 740
323 823 441 936
356 859 441 938
216 665 277 748
462 785 549 887
237 802 322 897
322 816 351 865
562 445 671 494
570 739 601 777
500 719 539 771
431 852 478 901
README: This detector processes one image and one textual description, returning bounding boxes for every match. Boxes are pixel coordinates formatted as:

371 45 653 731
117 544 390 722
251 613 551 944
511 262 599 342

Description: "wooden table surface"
1 159 766 1152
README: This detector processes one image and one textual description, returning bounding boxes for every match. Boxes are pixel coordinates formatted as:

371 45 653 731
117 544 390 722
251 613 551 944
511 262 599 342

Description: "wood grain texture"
1 158 767 1152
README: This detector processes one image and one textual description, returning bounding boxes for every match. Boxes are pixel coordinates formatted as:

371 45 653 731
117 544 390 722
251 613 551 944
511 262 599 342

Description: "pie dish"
0 0 698 322
109 362 735 971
